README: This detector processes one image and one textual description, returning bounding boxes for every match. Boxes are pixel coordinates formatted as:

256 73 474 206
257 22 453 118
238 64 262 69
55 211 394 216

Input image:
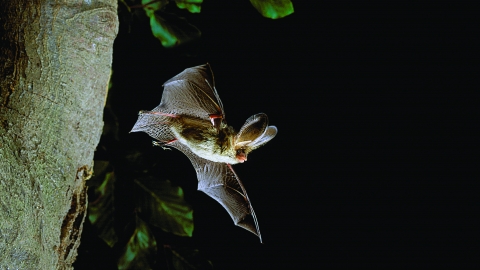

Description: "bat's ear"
235 113 277 150
246 125 277 150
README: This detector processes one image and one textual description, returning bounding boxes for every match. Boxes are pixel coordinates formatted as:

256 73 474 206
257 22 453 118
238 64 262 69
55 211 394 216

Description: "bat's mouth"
236 149 247 163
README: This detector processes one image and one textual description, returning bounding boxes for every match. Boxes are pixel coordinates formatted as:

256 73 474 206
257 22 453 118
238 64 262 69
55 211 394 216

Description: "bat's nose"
236 152 247 163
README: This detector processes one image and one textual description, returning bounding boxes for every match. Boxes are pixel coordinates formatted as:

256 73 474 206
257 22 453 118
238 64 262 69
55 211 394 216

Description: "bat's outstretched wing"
170 141 262 242
158 63 225 122
130 111 176 143
131 63 224 141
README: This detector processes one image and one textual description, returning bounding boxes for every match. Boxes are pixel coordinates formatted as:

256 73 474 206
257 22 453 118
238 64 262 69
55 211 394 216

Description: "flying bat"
130 64 277 242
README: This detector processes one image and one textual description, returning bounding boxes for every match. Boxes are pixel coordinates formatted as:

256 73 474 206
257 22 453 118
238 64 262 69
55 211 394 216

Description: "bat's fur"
170 115 240 164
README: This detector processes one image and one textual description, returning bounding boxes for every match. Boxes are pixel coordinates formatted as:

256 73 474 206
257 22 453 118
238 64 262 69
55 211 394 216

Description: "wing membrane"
170 141 262 242
157 64 225 121
130 111 175 142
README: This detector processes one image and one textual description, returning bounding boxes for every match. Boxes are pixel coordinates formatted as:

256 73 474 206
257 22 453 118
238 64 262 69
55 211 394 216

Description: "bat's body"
169 115 239 164
131 64 277 242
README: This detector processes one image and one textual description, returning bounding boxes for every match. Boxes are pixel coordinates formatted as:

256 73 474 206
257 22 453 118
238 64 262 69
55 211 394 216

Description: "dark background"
75 1 478 268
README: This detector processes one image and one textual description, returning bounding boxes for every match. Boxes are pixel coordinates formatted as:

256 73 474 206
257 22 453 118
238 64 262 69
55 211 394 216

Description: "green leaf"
142 1 201 48
175 0 203 13
149 11 201 48
142 0 169 15
88 166 118 248
134 178 194 237
250 0 294 19
118 215 157 269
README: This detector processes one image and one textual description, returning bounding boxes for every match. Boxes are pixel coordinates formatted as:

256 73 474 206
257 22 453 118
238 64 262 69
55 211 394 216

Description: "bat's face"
235 148 247 163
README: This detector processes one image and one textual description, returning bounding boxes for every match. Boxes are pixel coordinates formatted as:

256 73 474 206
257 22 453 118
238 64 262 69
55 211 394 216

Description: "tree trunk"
0 0 118 268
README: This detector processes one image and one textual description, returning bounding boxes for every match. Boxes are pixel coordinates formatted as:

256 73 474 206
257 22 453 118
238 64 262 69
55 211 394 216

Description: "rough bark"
0 0 118 269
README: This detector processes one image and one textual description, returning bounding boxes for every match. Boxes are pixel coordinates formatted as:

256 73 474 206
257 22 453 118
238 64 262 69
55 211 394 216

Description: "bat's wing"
157 63 225 123
130 111 176 142
170 141 262 242
131 63 224 141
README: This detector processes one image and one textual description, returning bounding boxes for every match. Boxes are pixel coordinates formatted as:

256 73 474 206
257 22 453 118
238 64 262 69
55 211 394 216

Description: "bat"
130 63 277 242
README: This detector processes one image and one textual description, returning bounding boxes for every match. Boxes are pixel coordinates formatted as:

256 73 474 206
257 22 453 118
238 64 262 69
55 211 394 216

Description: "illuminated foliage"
175 0 203 13
134 178 194 237
142 0 201 48
250 0 294 19
117 216 157 269
122 0 293 48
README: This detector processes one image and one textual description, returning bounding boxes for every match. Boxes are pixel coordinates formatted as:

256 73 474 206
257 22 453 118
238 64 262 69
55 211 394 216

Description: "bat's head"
234 113 277 163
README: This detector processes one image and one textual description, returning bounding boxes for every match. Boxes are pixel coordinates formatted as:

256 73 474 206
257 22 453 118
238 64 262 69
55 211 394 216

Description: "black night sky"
75 1 478 268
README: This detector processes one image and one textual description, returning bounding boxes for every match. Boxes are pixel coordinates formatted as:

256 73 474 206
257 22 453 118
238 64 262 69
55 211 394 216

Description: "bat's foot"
152 139 177 150
209 114 223 131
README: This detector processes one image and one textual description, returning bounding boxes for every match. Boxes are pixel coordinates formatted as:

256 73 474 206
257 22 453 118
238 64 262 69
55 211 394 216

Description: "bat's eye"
236 149 247 162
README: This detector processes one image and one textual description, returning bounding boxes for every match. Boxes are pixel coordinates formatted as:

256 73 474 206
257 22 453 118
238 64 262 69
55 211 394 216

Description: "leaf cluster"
120 0 294 48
